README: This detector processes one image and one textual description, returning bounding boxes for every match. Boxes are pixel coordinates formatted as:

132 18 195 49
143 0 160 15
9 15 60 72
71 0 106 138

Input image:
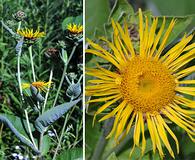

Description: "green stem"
24 109 38 150
42 66 54 113
28 45 36 82
52 65 66 108
52 114 69 160
52 44 78 108
17 21 21 30
91 119 114 160
52 105 75 160
17 50 24 101
39 132 44 154
44 0 49 32
16 21 24 101
103 126 136 159
38 66 54 154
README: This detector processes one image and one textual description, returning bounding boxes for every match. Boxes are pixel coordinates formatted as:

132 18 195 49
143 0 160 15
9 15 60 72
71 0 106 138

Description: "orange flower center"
118 56 176 114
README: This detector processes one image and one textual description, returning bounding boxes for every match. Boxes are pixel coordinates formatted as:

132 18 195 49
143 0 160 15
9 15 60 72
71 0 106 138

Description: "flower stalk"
28 45 36 82
24 109 38 150
52 43 78 108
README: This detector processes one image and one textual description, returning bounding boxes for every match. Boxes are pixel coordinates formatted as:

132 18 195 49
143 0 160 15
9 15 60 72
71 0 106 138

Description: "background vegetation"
0 0 83 159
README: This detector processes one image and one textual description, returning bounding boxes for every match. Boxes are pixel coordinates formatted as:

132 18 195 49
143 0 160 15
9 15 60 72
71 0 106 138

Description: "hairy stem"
17 50 24 101
16 21 24 101
28 45 36 82
24 109 38 150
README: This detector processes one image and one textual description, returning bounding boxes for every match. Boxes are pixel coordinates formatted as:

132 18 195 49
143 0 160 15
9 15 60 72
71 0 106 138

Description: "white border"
82 0 85 159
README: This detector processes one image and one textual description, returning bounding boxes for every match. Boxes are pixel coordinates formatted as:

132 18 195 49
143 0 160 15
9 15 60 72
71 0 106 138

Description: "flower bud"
12 10 26 22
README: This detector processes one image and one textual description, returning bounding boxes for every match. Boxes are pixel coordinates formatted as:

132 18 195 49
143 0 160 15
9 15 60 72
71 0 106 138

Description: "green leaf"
60 48 68 64
2 113 35 138
56 148 83 160
86 0 110 39
108 0 134 22
106 152 118 160
62 15 83 30
0 114 39 154
35 99 81 133
85 115 101 159
41 135 51 155
102 0 135 39
150 0 195 16
157 15 194 45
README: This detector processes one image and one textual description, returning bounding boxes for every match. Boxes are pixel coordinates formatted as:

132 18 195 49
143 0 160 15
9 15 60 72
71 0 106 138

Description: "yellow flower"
22 81 52 92
67 23 83 34
17 28 45 40
86 9 195 159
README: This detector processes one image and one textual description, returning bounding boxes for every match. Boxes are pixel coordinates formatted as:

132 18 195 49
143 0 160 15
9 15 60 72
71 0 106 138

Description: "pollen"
119 56 176 113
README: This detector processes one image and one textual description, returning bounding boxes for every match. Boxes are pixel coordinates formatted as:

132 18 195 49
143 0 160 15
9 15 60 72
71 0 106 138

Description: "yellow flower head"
22 81 52 92
67 23 83 34
86 9 195 159
17 27 45 40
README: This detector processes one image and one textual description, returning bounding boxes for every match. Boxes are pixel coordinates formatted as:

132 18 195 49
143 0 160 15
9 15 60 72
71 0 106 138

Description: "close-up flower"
22 81 52 92
17 28 45 40
86 9 195 159
67 23 83 34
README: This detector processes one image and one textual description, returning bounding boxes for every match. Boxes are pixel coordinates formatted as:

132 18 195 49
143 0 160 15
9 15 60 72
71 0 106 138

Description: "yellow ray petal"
183 43 195 52
106 103 126 138
125 112 136 135
111 20 126 65
140 112 146 156
139 8 144 54
86 49 120 69
116 21 135 57
175 87 195 96
163 108 195 136
176 80 195 84
157 115 179 154
87 90 120 97
99 36 126 64
149 17 166 58
115 104 133 142
86 84 117 90
134 113 141 146
151 116 164 158
99 100 127 122
155 116 175 158
146 113 156 153
87 94 120 103
147 17 158 57
154 19 176 59
140 16 149 57
162 35 193 66
95 96 121 115
175 66 195 79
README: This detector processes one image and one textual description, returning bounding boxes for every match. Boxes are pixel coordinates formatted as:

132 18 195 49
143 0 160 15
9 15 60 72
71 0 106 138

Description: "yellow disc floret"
119 56 176 113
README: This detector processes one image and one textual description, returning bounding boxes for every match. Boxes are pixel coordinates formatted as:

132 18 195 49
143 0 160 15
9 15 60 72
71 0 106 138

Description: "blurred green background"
86 0 195 39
